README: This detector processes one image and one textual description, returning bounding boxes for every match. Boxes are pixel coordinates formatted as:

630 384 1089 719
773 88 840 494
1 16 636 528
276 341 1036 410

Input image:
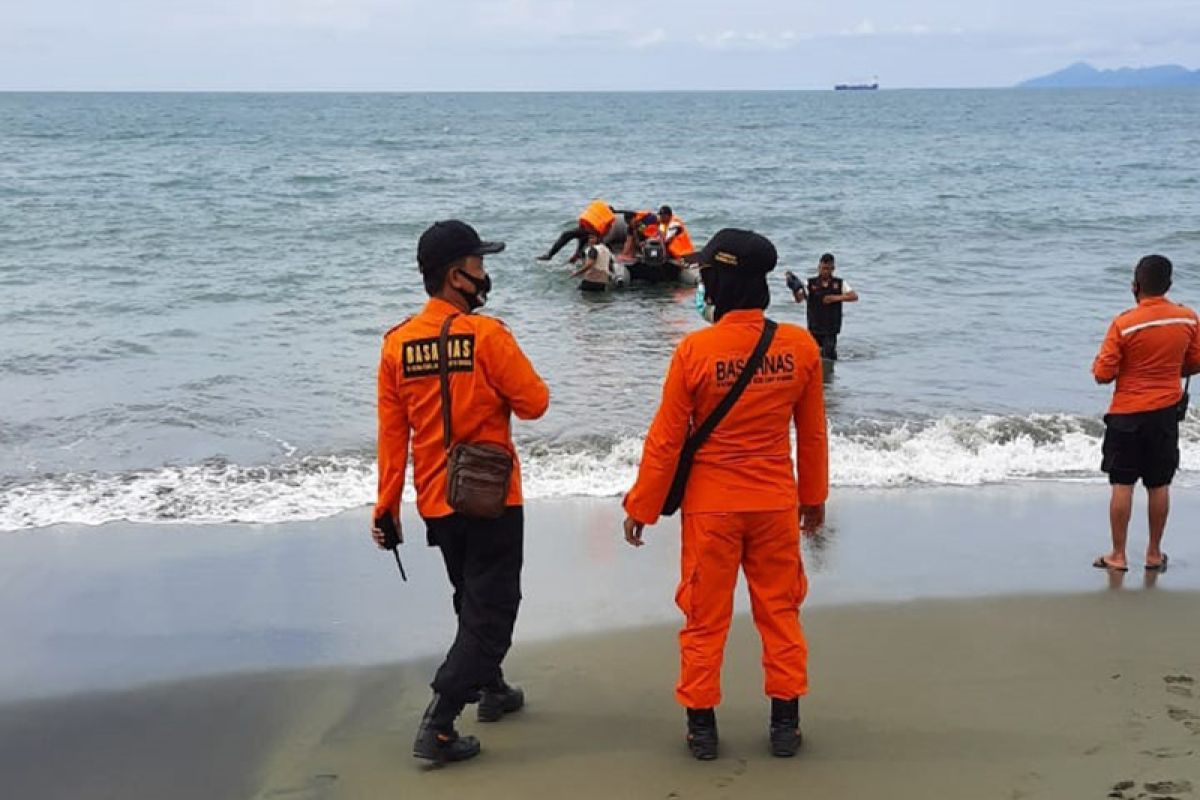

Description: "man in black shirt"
786 253 858 360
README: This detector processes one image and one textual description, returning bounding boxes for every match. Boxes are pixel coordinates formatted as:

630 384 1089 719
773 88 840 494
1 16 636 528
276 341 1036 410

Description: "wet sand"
2 484 1199 797
3 592 1198 799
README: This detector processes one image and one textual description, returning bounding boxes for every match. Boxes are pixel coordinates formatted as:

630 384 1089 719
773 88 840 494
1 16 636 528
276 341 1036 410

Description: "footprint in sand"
1164 676 1195 685
1164 676 1196 699
1143 778 1192 794
259 774 339 799
1141 746 1195 759
1167 707 1200 722
713 758 748 789
1105 779 1135 799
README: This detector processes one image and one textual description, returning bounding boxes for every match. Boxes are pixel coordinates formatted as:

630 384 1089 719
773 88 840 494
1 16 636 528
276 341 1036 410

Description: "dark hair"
659 204 672 216
1135 254 1172 296
819 253 835 265
422 256 467 296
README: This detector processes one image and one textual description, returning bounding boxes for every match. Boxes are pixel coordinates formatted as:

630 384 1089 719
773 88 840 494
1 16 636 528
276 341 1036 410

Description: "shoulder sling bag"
439 315 515 519
660 319 778 516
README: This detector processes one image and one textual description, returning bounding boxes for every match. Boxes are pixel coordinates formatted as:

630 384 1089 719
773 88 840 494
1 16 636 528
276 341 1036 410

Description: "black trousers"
547 226 588 259
426 506 524 708
813 332 839 360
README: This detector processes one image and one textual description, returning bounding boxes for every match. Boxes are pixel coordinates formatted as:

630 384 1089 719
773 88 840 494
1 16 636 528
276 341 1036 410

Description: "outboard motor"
640 238 666 267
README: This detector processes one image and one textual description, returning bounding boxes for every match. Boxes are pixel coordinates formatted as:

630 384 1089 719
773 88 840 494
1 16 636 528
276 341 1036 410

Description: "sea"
2 89 1199 532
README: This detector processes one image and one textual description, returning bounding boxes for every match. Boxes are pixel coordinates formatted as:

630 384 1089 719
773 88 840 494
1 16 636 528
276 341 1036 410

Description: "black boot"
769 697 803 757
413 694 480 764
477 680 525 723
686 707 719 760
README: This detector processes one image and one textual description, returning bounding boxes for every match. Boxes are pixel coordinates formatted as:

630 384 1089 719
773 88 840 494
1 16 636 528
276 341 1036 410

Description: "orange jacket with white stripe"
375 298 550 521
1093 296 1200 414
624 310 828 525
661 214 695 260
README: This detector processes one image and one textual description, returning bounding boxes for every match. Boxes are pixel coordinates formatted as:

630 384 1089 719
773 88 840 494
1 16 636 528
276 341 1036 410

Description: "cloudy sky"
2 0 1198 90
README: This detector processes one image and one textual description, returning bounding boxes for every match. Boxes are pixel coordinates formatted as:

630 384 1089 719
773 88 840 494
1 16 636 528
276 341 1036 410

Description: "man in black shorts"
1092 255 1200 572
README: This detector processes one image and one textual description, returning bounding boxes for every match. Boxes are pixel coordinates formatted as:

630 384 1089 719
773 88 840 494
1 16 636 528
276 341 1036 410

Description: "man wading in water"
786 253 858 361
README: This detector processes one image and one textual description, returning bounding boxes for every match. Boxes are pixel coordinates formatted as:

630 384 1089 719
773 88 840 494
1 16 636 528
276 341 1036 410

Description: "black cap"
699 228 777 273
417 220 505 273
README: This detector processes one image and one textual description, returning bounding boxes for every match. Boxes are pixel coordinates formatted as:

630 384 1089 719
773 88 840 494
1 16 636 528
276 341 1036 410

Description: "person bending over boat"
620 209 660 260
537 200 616 263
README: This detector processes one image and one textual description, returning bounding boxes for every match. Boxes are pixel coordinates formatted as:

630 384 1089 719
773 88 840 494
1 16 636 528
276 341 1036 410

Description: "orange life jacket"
578 201 615 237
661 214 694 259
632 210 659 240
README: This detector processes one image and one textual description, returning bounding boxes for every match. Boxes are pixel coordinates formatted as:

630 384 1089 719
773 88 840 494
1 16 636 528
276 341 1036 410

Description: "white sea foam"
2 414 1197 532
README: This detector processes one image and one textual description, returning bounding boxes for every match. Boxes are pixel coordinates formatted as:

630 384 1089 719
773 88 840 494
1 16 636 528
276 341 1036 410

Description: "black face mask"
456 270 491 311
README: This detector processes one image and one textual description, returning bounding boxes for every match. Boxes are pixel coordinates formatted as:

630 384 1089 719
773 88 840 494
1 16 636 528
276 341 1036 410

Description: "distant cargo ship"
834 81 879 91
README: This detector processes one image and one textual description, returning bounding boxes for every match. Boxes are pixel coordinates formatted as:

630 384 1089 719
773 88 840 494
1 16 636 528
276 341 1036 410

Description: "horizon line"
0 85 1163 94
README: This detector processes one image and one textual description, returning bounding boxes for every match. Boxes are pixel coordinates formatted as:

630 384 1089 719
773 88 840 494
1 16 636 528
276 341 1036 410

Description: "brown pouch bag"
439 315 514 519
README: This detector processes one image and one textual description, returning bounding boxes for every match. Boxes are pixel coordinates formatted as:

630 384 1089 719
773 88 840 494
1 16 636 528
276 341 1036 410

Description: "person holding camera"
372 219 550 764
1092 254 1200 573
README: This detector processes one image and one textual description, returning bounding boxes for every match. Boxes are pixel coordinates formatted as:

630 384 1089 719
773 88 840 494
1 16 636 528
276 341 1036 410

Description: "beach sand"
3 592 1198 799
2 485 1199 798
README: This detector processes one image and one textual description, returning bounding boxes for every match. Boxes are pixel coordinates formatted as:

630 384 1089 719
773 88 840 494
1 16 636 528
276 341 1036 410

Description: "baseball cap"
698 228 777 273
417 220 505 273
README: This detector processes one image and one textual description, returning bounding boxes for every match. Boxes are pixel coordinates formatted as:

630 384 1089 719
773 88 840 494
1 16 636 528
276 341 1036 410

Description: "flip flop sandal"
1093 555 1129 572
1145 554 1169 572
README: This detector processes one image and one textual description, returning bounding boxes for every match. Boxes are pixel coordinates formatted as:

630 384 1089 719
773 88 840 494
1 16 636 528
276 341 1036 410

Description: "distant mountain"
1019 62 1200 88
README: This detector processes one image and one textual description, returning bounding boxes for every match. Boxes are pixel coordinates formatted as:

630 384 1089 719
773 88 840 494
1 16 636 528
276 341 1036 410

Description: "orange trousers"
675 509 808 709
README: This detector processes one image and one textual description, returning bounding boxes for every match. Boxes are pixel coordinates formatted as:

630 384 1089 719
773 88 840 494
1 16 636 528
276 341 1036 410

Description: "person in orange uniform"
373 219 550 764
657 205 695 261
1092 254 1200 573
622 229 828 760
536 199 616 262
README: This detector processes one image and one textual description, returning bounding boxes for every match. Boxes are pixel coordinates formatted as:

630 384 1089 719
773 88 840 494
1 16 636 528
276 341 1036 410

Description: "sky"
1 0 1198 90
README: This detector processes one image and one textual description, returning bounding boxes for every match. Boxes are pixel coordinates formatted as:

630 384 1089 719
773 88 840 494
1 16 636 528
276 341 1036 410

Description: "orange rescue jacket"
624 310 828 525
632 210 659 240
578 200 615 238
1093 296 1200 414
375 298 550 520
662 214 694 259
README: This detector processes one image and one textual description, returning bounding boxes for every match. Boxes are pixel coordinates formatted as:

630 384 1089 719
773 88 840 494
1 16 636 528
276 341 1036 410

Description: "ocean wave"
2 413 1198 532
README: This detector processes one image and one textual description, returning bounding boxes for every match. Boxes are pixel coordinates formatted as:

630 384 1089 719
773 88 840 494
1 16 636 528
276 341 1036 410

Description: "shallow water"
2 90 1199 530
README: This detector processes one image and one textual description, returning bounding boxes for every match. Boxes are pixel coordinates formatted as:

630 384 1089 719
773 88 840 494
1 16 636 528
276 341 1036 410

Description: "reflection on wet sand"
803 522 836 573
